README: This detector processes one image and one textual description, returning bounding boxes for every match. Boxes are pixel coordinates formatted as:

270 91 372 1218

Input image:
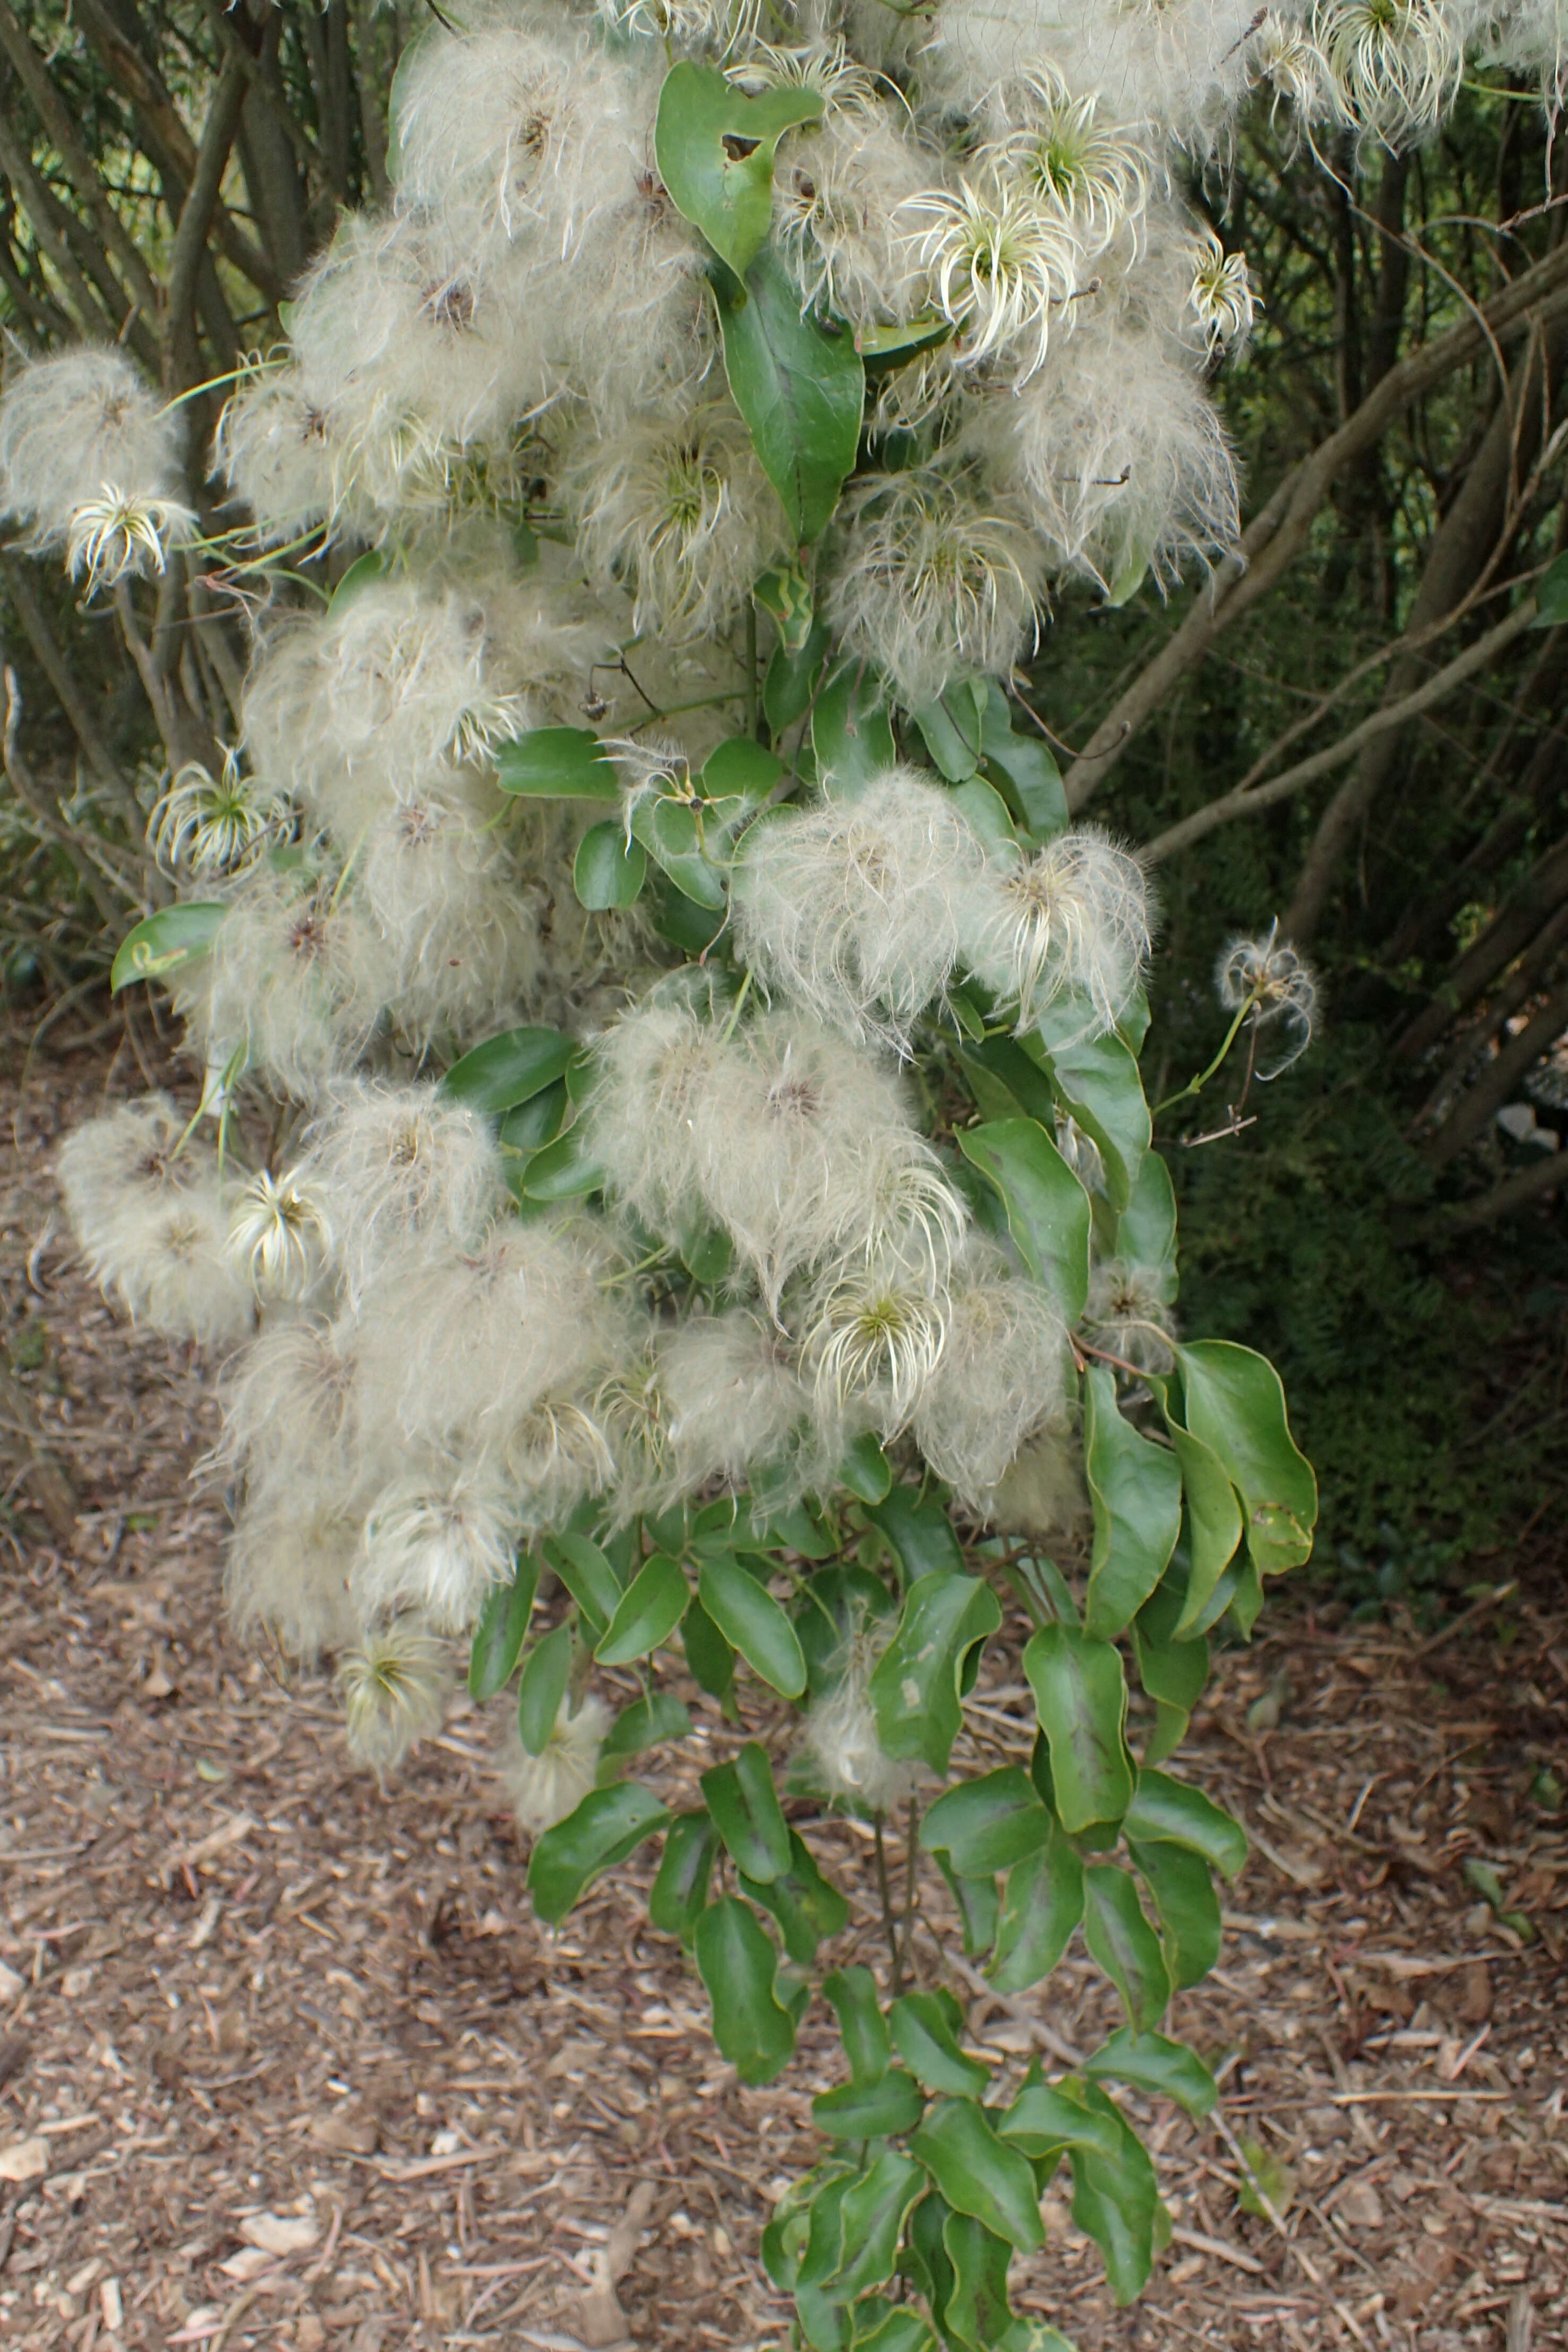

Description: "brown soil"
1 1024 1565 2352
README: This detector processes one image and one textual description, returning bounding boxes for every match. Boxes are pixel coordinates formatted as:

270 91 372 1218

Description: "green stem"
718 968 752 1044
1152 997 1254 1118
874 1815 904 1997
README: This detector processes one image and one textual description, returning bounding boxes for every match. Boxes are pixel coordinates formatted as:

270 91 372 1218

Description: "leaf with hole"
655 62 824 275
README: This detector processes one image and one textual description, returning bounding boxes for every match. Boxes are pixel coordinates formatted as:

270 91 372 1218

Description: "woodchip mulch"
1 1017 1564 2352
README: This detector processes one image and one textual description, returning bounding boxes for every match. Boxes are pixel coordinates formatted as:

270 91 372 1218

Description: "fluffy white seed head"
150 749 289 880
298 1077 505 1306
583 987 731 1239
503 1692 612 1835
217 1310 376 1508
1313 0 1463 146
800 1609 916 1813
657 1310 809 1495
338 1615 448 1772
226 1166 332 1302
907 172 1081 382
212 359 342 547
733 768 991 1053
58 1099 253 1346
1084 1256 1177 1375
825 468 1045 709
804 1245 949 1435
962 825 1151 1040
925 0 1277 145
772 108 934 326
912 1239 1068 1515
1188 228 1257 352
989 1419 1089 1539
978 70 1156 255
179 867 393 1101
225 1488 366 1662
358 1467 523 1633
564 403 789 644
1216 920 1319 1074
360 786 542 1047
0 348 186 555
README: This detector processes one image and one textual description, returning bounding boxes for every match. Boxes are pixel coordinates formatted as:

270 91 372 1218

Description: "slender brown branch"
1442 1150 1568 1223
164 45 250 390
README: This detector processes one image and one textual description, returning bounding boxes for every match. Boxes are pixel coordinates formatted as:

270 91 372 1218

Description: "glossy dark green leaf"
1082 2027 1217 2118
810 659 897 792
855 309 952 372
1022 1624 1135 1834
700 733 783 808
543 1531 623 1637
1122 1767 1248 1880
889 1992 990 2099
911 679 985 781
940 2211 1012 2350
864 1485 964 1584
920 1768 1051 1880
1064 2081 1159 2305
1132 1583 1209 1767
998 2078 1122 2164
1128 1836 1222 1989
822 1965 890 2086
960 1032 1060 1129
574 820 647 910
1082 1863 1172 2033
714 249 863 544
869 1573 1002 1772
527 1783 670 1924
650 1810 720 1942
829 2150 925 2302
695 1897 797 2085
764 609 833 734
1163 1414 1245 1641
630 795 730 910
467 1553 539 1700
599 1689 692 1763
935 1853 1000 1959
794 1566 897 1698
1081 1367 1182 1641
978 684 1069 843
1039 1024 1150 1212
839 1430 894 1504
813 2066 924 2142
681 1594 736 1702
743 1829 850 1965
442 1025 574 1117
797 2169 853 2292
990 1827 1085 1994
698 1554 807 1698
702 1740 792 1883
520 1125 604 1201
1117 1147 1177 1280
911 2098 1045 2254
497 1081 567 1163
595 1552 689 1666
654 62 822 276
516 1621 573 1756
950 776 1019 861
111 902 226 993
852 2304 938 2352
956 1119 1090 1319
496 725 618 800
1175 1342 1317 1578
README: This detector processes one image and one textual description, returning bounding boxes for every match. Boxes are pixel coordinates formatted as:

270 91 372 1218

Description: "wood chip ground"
2 1027 1564 2352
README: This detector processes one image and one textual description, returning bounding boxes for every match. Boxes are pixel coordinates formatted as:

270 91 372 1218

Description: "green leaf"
956 1119 1090 1317
829 2151 925 2303
998 2079 1122 2165
1080 1367 1182 1641
1531 550 1568 627
1162 1412 1245 1641
496 725 618 801
853 2305 938 2352
702 1740 792 1883
497 1082 567 1175
822 1965 890 2086
941 2211 1012 2350
920 1768 1051 1879
890 1992 990 2099
742 1829 850 1964
443 1025 576 1119
810 659 897 792
1123 1767 1248 1880
1082 1863 1171 2033
813 2068 924 2141
701 733 783 808
327 548 384 612
111 903 226 992
695 1897 798 2085
682 1595 737 1704
754 558 815 654
797 2171 852 2293
980 684 1069 843
1117 1149 1177 1282
1082 2028 1217 2118
595 1552 689 1666
869 1573 1002 1772
1022 1624 1135 1835
1128 1837 1222 1989
1236 2134 1296 2223
1175 1343 1317 1577
527 1783 671 1924
521 1125 604 1200
1064 2083 1159 2304
654 62 823 276
468 1554 540 1700
1132 1584 1209 1767
650 1810 720 1942
630 796 731 910
935 1853 1000 1959
1039 1026 1150 1212
854 310 952 373
543 1532 623 1637
959 1033 1060 1129
911 679 985 781
794 1565 896 1698
764 610 833 734
517 1622 574 1756
574 820 647 910
600 1689 692 1763
905 2191 956 2330
698 1554 807 1698
912 2099 1045 2254
839 1430 894 1504
990 1828 1085 1994
864 1486 965 1583
994 2326 1076 2352
950 776 1019 861
713 249 863 544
